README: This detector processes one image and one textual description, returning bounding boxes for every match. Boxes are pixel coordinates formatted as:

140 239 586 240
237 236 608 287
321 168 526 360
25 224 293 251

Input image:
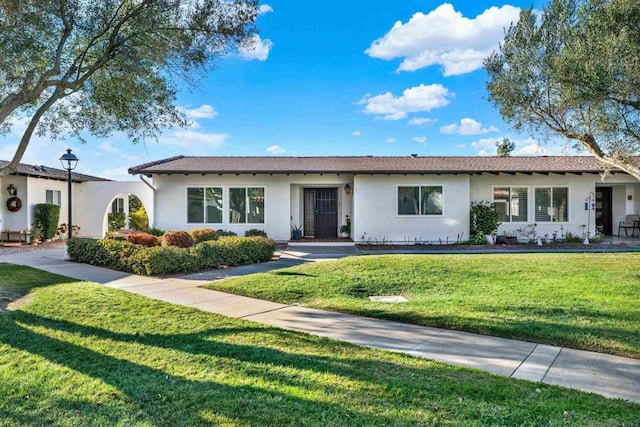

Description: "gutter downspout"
139 175 156 229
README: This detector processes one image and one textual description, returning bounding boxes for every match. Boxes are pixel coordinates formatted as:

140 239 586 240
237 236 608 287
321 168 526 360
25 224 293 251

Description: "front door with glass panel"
303 188 338 238
595 187 612 235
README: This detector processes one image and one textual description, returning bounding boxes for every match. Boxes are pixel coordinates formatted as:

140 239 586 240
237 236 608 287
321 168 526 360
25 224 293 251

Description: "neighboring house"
0 160 153 240
128 155 640 243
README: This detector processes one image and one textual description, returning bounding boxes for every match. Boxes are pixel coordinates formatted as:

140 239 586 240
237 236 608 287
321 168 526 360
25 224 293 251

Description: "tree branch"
0 88 65 177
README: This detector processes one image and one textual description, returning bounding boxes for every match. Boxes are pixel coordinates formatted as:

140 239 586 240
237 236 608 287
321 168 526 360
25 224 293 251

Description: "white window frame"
491 186 529 223
229 186 266 224
45 189 61 206
533 185 570 223
185 186 224 225
396 184 444 217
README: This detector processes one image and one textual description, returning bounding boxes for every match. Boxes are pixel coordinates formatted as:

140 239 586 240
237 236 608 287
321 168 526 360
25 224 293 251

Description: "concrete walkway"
1 245 639 404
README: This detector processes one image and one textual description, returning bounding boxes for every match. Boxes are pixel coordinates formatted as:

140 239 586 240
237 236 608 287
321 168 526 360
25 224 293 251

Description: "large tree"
485 0 640 180
0 0 257 176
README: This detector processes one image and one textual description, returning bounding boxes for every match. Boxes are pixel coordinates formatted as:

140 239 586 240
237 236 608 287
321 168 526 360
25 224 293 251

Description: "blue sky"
5 1 564 181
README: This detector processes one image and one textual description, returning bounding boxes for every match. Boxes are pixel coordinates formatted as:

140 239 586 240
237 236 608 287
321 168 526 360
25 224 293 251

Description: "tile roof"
128 155 616 175
0 160 110 183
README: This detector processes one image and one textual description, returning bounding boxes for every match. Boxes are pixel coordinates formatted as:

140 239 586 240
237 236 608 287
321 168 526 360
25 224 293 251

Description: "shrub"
216 229 237 237
245 229 267 238
469 201 501 245
189 228 217 244
564 231 583 243
126 232 160 247
131 246 198 275
108 212 125 231
67 238 145 271
130 206 149 231
68 236 277 276
148 227 165 237
163 230 194 248
33 203 60 240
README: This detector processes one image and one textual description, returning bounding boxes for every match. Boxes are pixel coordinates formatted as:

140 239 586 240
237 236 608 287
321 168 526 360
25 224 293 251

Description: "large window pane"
248 187 265 223
46 190 61 206
493 187 510 222
187 188 204 223
205 188 223 223
421 186 443 215
398 186 419 215
511 187 528 222
552 187 568 222
535 188 551 222
229 188 246 223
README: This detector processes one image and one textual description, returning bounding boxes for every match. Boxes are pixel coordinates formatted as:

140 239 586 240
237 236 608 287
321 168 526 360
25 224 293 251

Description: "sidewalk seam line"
511 344 539 378
239 305 292 319
541 347 564 383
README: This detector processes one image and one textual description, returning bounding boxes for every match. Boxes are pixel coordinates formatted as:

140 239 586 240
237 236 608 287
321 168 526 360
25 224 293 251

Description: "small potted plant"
339 215 351 238
292 224 303 240
29 225 43 245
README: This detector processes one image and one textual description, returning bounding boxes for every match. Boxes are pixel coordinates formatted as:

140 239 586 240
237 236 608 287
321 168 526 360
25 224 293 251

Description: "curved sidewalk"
1 246 638 404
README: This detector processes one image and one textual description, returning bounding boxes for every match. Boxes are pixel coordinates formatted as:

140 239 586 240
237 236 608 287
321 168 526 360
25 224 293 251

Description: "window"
187 187 223 224
397 186 443 216
230 187 265 223
493 187 528 222
535 187 568 222
111 197 124 213
46 189 61 206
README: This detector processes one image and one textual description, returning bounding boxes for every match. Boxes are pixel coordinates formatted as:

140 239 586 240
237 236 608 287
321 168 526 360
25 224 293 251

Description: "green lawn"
205 253 640 358
0 264 638 425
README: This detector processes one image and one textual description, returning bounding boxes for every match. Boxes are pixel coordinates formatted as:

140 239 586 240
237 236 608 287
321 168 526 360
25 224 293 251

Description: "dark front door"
596 187 612 235
303 188 338 238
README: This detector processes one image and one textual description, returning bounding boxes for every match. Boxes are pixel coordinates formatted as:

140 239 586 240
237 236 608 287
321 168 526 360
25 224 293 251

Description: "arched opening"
102 193 150 237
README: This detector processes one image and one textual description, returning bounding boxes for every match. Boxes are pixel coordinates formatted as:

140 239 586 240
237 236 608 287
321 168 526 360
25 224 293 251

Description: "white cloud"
183 105 218 120
239 35 273 61
385 137 397 143
266 144 286 154
440 118 498 135
352 131 361 137
100 167 132 181
470 137 562 156
358 84 453 120
258 4 273 14
99 141 120 155
407 117 437 126
366 3 520 75
160 130 228 152
413 136 427 144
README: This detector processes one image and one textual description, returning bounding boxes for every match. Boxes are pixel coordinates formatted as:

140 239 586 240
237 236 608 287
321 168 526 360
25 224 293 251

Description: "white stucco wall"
75 181 154 238
0 175 28 232
353 175 470 243
470 173 598 239
152 174 354 242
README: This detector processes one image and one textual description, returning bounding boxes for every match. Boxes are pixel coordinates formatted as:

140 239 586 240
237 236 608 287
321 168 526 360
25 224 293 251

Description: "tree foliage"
485 0 640 180
0 0 258 176
496 138 515 157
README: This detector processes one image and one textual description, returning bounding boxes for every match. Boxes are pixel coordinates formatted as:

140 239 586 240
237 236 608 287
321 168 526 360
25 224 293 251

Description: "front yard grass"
1 263 638 425
205 253 640 358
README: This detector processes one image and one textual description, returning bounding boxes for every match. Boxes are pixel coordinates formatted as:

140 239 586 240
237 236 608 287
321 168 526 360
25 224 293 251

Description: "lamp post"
59 148 79 240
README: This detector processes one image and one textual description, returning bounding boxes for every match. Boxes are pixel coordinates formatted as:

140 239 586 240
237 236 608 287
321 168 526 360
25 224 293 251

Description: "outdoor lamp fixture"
59 148 79 240
344 183 352 195
7 184 16 196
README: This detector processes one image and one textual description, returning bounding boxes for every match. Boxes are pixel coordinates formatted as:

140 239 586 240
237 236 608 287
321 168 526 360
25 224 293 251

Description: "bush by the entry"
68 236 276 276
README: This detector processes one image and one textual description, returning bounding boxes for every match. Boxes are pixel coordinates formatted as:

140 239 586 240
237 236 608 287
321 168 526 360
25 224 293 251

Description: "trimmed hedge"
245 229 268 237
189 228 217 244
33 204 60 240
68 236 276 276
163 230 195 248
